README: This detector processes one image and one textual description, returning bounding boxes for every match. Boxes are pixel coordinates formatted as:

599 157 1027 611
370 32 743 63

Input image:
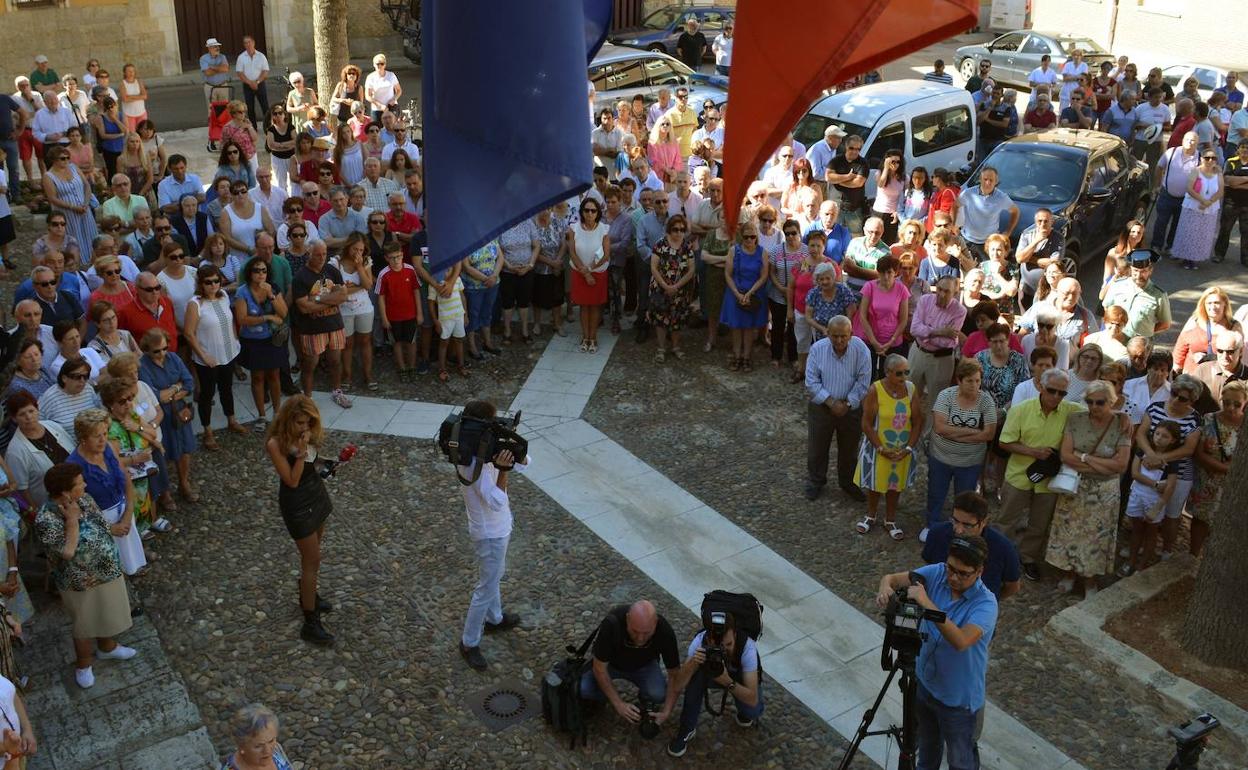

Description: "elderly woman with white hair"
219 703 294 769
804 261 859 341
1046 378 1131 596
854 353 924 540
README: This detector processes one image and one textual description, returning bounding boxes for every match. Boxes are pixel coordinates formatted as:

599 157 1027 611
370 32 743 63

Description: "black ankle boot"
300 610 335 646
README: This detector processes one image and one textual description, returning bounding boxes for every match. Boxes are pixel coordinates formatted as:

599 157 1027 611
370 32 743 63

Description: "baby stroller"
206 84 234 153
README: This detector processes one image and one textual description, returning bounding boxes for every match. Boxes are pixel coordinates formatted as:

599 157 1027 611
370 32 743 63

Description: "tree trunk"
312 0 350 111
1180 417 1248 668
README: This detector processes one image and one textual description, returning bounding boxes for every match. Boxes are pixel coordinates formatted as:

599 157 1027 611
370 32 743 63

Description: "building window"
12 0 62 7
1137 0 1182 17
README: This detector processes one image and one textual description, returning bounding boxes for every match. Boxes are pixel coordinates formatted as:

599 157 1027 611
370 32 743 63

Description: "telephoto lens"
637 699 660 739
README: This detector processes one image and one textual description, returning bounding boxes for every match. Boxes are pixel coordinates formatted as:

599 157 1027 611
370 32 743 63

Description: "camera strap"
566 626 599 659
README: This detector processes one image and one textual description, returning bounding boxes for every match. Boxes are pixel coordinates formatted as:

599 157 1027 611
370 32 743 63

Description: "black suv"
967 129 1152 265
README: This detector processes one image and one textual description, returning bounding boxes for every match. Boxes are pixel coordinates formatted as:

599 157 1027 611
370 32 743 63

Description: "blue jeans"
916 681 980 770
579 660 667 703
925 454 982 527
0 140 19 204
1152 191 1184 250
461 535 509 648
465 284 500 333
677 666 764 732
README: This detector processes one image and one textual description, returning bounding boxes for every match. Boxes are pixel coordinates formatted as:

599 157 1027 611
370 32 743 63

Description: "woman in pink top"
872 150 906 243
857 254 911 379
788 230 835 383
647 119 682 190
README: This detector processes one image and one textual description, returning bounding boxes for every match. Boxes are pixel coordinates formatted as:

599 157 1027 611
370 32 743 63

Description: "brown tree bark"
312 0 350 111
1181 418 1248 668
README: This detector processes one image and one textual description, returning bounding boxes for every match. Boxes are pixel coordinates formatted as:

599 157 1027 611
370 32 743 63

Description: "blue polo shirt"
921 524 1020 597
913 562 998 711
199 53 230 86
802 222 850 263
158 174 204 210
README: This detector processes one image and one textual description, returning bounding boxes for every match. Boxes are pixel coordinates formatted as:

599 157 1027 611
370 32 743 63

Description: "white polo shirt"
235 50 270 83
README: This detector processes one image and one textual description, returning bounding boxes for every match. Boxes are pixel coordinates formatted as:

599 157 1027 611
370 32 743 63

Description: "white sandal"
855 516 875 534
885 521 905 541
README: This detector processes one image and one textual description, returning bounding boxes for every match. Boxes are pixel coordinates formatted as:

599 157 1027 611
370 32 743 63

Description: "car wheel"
960 58 978 81
648 44 667 53
1061 246 1080 275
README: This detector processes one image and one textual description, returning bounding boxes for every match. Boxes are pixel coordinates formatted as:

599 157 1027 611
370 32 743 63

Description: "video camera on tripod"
881 573 947 668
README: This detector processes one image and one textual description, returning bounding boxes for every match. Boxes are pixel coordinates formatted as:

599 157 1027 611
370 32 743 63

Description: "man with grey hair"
997 367 1085 581
29 264 84 329
12 299 56 355
805 315 871 501
359 157 401 211
99 174 149 229
30 87 73 147
842 216 890 293
807 125 847 181
317 188 366 255
1194 330 1247 412
909 275 966 418
1125 336 1151 379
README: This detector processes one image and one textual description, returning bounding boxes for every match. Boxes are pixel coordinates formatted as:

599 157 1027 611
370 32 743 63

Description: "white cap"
34 55 48 64
205 37 222 48
824 126 847 138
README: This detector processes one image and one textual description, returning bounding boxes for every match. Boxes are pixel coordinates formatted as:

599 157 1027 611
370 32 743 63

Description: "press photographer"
666 610 762 758
579 600 681 731
876 536 998 770
449 400 529 672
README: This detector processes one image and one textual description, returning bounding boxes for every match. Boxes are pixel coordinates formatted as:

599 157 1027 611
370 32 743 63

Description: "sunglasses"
251 267 269 274
582 208 600 215
155 226 172 232
288 207 304 213
202 278 221 285
1203 156 1218 161
892 369 911 376
138 285 161 292
1086 398 1107 406
741 234 758 239
149 346 168 353
34 280 56 287
1044 387 1068 397
291 231 307 237
100 269 120 277
759 218 776 223
367 128 380 133
369 219 386 225
783 230 800 237
670 227 687 233
167 252 185 260
304 191 320 197
49 221 66 227
64 372 90 381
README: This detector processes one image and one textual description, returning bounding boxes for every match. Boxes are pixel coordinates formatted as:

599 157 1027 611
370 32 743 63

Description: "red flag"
722 0 977 231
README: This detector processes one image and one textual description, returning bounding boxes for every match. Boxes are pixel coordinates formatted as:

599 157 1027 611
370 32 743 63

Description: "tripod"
836 648 919 770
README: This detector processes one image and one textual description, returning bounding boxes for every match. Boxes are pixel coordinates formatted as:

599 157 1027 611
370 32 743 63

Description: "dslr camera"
637 697 661 740
701 611 728 678
438 407 528 485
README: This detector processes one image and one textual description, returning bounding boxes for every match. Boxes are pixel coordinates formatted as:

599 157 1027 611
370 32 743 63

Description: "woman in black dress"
265 396 334 645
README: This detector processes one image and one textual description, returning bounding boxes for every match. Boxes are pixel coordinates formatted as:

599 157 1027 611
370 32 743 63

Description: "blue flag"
422 0 613 274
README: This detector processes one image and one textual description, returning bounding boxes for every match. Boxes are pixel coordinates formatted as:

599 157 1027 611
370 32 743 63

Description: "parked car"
792 80 977 198
1160 63 1238 104
608 5 734 60
589 44 728 117
955 31 1114 89
967 129 1151 265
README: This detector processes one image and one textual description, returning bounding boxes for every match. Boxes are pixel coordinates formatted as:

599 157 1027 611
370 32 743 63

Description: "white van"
792 80 978 198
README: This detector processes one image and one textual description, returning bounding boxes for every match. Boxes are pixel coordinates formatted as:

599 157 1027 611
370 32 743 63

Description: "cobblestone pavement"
136 434 873 769
583 331 1245 770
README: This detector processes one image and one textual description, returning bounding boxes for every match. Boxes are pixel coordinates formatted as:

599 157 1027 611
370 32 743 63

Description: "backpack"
541 626 598 749
699 590 765 716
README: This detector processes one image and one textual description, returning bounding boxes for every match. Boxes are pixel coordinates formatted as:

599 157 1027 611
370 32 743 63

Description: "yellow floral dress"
854 380 917 493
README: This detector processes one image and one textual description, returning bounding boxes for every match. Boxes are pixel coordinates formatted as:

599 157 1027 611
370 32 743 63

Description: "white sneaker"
98 644 137 661
75 666 95 689
918 527 929 543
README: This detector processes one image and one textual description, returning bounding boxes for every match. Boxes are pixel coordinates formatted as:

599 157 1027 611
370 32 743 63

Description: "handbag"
261 297 290 347
1051 414 1119 495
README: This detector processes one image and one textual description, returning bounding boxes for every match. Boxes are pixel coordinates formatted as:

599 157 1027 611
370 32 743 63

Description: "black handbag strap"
568 625 599 658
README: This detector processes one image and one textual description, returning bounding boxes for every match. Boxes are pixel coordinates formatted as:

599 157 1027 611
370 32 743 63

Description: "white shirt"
1028 67 1058 87
250 184 288 224
457 455 528 541
277 220 320 251
32 105 75 144
235 49 270 82
1123 376 1170 425
666 188 703 219
1011 378 1041 408
381 139 421 163
690 125 725 150
365 71 399 110
712 34 733 67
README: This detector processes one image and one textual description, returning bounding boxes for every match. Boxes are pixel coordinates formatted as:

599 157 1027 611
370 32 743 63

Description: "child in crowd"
434 272 468 382
1121 420 1183 576
376 241 423 382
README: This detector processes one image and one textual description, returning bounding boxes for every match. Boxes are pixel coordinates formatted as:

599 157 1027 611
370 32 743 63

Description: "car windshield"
1057 36 1107 54
641 9 681 30
977 147 1086 204
791 114 871 151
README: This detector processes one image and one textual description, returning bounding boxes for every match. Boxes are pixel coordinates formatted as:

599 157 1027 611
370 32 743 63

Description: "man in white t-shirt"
380 124 421 163
689 109 725 160
364 54 401 121
235 35 270 129
1028 55 1059 98
590 109 627 178
455 399 528 672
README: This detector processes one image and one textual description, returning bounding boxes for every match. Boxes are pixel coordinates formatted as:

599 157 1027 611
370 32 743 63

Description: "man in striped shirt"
805 316 871 502
924 60 954 86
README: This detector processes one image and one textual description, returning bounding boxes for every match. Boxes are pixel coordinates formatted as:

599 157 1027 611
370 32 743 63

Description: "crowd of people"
0 32 1241 768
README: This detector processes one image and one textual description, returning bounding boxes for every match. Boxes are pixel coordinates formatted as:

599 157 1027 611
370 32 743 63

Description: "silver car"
589 44 728 118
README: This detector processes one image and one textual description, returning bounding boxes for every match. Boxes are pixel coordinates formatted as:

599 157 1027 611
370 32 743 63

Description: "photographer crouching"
453 400 529 672
666 611 762 758
875 536 998 770
579 601 681 732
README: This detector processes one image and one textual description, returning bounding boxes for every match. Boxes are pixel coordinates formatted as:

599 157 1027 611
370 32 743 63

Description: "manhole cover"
465 677 539 732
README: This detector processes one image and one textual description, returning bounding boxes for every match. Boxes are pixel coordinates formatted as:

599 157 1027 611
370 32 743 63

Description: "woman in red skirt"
569 198 610 352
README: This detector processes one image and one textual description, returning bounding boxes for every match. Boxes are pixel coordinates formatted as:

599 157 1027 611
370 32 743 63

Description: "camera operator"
579 600 680 729
876 535 998 770
455 399 528 672
666 612 762 758
922 491 1021 600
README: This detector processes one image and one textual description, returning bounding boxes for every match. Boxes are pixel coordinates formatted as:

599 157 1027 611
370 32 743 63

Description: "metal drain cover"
466 677 539 732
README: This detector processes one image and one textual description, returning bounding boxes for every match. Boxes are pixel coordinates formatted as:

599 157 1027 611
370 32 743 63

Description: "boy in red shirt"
376 241 424 380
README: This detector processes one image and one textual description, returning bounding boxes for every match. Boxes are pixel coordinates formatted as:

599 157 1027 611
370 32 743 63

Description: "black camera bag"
438 411 528 486
541 627 598 749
